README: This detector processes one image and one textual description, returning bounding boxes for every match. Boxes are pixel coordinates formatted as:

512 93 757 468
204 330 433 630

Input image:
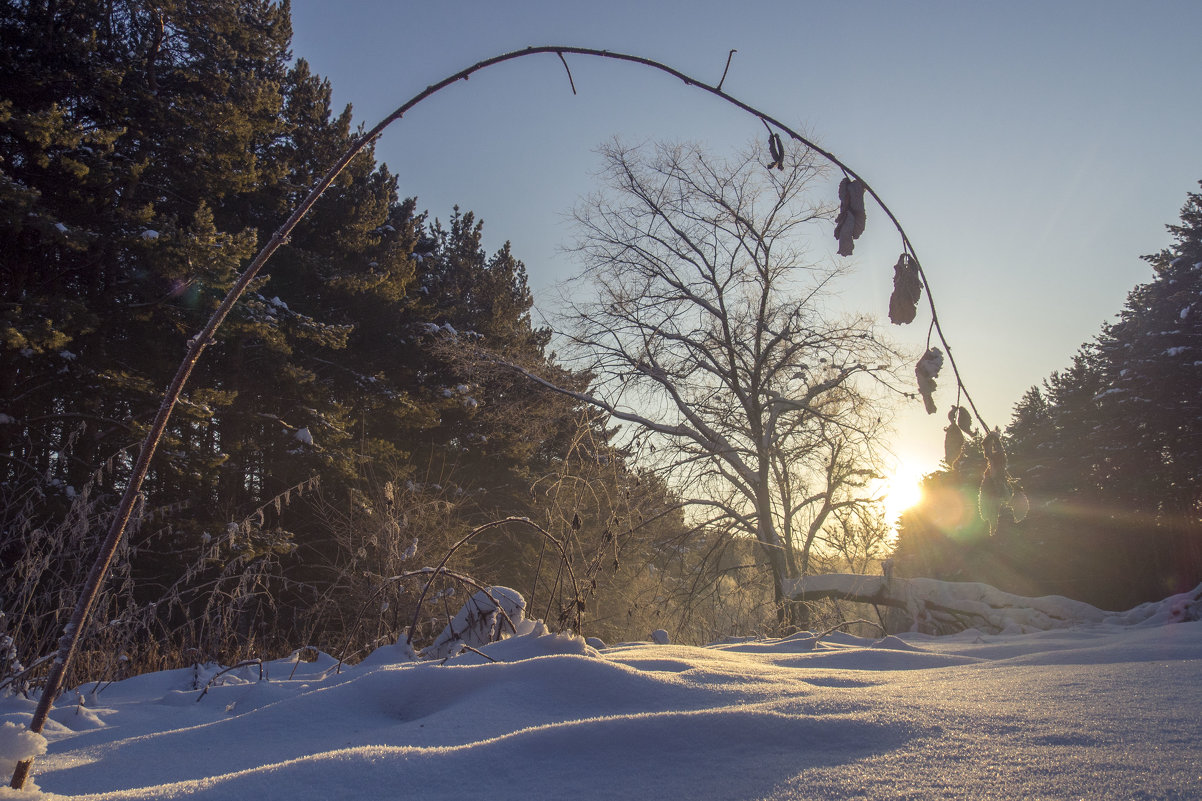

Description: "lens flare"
884 460 926 525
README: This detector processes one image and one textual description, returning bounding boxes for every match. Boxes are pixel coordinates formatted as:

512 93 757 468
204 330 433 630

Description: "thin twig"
0 653 55 695
458 644 498 663
334 566 508 672
405 517 579 645
717 48 736 91
544 559 565 623
286 646 320 680
813 618 886 643
194 659 263 702
529 537 548 613
557 51 576 95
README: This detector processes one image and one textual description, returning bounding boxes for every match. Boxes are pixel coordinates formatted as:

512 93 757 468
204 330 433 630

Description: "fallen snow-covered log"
783 573 1202 634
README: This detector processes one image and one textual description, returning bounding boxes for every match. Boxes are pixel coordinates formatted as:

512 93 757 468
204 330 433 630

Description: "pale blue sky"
289 0 1202 475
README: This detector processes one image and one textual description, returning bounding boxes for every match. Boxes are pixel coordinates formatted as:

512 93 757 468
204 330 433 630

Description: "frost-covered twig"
813 618 885 643
406 517 580 646
334 566 512 672
0 654 54 697
194 659 264 703
457 644 498 663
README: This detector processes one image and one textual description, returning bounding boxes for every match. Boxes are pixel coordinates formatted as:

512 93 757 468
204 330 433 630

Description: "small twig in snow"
195 659 264 702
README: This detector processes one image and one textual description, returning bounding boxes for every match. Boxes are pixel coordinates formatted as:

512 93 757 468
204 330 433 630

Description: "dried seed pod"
888 253 922 325
767 132 785 171
956 406 976 435
834 177 866 256
1009 486 1030 524
979 429 1010 534
982 429 1007 474
979 480 1002 533
915 348 943 415
944 423 966 467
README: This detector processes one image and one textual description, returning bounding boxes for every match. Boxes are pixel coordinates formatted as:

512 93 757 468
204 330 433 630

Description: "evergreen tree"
897 182 1202 609
0 0 605 657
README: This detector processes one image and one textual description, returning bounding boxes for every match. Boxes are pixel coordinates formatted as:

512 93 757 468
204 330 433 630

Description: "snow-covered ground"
3 615 1200 799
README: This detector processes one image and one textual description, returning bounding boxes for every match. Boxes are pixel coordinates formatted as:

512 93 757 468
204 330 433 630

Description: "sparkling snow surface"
2 622 1200 800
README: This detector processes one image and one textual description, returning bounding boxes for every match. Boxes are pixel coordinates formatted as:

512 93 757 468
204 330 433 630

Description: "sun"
882 459 927 525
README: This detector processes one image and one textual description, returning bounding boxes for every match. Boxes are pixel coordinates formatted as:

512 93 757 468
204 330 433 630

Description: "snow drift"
2 585 1200 800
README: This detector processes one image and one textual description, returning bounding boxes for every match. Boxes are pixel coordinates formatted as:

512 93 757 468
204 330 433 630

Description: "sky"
287 0 1202 479
4 582 1201 799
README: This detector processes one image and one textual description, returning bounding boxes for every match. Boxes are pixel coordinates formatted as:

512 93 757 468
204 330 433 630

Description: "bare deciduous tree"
506 140 902 629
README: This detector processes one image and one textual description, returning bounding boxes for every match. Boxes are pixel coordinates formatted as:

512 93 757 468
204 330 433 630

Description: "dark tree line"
0 0 693 675
894 183 1202 611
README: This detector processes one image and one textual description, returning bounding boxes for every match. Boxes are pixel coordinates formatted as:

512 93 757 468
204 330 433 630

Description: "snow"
3 591 1201 799
422 586 527 660
0 721 47 795
292 427 313 446
785 573 1202 632
140 230 159 241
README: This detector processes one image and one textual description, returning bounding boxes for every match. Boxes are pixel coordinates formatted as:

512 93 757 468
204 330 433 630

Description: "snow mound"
422 586 527 660
0 721 46 795
2 617 1201 799
442 627 601 665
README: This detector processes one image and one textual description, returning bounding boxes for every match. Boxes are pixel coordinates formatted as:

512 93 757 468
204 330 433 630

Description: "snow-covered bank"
786 574 1202 633
3 617 1200 799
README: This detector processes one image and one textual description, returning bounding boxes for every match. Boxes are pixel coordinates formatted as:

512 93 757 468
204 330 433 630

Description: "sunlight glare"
884 460 926 526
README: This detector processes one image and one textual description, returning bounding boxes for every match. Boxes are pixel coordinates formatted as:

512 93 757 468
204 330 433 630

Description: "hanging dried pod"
979 483 1001 533
915 348 943 414
834 177 866 256
982 429 1007 474
944 421 966 467
956 405 976 436
979 429 1010 534
767 132 785 171
1009 485 1030 523
888 253 922 324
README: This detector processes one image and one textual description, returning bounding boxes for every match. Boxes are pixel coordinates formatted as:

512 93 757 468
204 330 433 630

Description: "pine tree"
400 209 588 517
913 182 1202 608
0 1 426 642
1091 183 1202 593
0 0 671 660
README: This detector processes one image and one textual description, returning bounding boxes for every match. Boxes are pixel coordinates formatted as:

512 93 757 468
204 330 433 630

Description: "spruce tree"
901 182 1202 608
